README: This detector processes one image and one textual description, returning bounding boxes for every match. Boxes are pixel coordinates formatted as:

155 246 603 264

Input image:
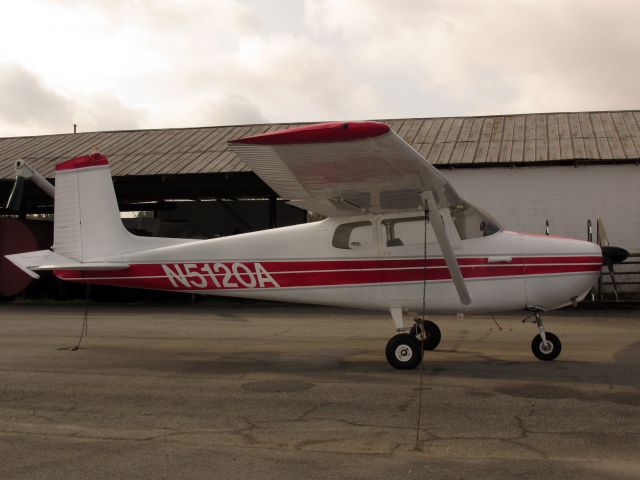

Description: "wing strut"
422 191 471 305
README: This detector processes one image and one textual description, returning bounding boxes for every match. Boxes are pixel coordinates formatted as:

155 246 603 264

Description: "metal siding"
523 115 536 163
628 112 640 158
420 118 444 164
509 116 524 163
601 112 623 159
387 119 404 132
487 116 504 163
431 118 453 165
579 113 599 160
547 115 561 160
568 113 586 159
404 119 425 144
611 112 639 159
63 132 112 159
592 113 612 160
449 137 468 164
2 112 640 181
557 114 574 160
474 118 493 164
396 119 413 139
143 128 209 175
498 116 514 163
2 134 54 162
439 117 464 165
461 141 477 164
534 115 548 162
413 119 434 144
457 117 474 142
460 118 482 164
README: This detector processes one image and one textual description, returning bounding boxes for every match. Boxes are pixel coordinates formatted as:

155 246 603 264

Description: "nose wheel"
527 307 562 361
532 332 561 361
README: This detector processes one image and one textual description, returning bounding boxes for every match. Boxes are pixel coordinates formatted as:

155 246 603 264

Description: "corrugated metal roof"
2 111 640 180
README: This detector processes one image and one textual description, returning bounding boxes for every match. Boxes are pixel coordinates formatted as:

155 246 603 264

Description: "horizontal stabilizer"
5 250 129 279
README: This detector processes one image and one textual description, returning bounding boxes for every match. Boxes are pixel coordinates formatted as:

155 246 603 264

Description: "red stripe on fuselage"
259 256 602 271
54 256 603 291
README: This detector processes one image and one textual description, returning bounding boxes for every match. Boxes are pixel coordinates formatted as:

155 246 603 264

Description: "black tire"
531 332 562 361
385 333 423 369
410 320 442 351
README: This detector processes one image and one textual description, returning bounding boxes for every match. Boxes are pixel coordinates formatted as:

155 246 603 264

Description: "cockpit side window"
332 221 373 249
450 202 502 239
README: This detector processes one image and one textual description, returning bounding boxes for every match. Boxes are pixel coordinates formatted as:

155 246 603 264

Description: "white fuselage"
56 211 602 315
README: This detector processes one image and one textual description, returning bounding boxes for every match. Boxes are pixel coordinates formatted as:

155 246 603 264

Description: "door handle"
487 256 512 263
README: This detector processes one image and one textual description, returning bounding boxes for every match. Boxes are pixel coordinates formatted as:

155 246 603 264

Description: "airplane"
4 121 628 369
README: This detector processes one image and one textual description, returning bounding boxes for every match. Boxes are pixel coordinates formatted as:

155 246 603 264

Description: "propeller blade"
596 216 609 246
601 246 629 302
5 176 25 211
423 191 471 305
606 260 619 302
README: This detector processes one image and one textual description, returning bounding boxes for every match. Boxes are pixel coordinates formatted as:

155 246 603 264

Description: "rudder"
53 154 136 261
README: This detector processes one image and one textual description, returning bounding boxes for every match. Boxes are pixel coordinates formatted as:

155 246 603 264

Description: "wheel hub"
395 345 413 362
539 341 554 354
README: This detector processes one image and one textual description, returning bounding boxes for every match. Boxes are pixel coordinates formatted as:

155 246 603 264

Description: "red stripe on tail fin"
56 153 109 171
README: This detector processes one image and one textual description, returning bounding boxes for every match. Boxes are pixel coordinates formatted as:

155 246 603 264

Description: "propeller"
601 245 629 301
597 217 629 301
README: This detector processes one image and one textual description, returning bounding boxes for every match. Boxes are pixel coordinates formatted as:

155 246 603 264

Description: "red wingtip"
55 153 109 171
229 121 391 145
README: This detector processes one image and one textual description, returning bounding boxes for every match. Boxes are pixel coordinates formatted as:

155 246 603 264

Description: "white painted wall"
441 164 640 253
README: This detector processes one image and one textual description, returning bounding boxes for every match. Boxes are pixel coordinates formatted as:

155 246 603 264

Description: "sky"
0 0 639 137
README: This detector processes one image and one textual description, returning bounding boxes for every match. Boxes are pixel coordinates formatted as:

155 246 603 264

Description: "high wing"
228 121 466 218
229 121 476 305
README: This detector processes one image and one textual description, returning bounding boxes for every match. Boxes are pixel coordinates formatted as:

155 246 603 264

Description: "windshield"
450 202 502 239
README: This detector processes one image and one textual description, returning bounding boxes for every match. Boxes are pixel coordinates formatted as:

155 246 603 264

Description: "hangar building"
1 110 639 299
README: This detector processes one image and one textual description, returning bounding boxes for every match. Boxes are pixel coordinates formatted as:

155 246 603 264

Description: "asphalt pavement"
0 302 638 479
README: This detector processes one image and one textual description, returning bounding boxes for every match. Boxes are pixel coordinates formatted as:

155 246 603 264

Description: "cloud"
0 64 72 128
304 0 640 116
49 0 262 38
73 94 145 133
0 64 144 136
3 0 640 136
37 1 383 124
189 93 267 126
184 34 384 123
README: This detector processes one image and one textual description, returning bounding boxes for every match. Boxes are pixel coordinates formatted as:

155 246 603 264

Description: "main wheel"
531 332 562 361
385 333 423 369
410 320 442 351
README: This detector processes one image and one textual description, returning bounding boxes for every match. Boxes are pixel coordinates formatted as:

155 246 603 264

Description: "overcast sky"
1 0 639 137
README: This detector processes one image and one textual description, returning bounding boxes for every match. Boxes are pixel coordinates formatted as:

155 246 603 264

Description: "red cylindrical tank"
0 218 53 297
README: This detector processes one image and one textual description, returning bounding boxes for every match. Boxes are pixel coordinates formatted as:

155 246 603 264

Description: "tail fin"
54 154 140 261
5 153 192 277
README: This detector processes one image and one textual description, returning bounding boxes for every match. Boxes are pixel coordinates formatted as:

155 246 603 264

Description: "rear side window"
332 221 373 249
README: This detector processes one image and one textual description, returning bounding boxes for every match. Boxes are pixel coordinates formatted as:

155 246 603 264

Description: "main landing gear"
526 307 562 361
410 320 441 351
385 307 443 369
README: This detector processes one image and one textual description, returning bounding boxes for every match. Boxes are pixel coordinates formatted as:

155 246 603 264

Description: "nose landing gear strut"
526 306 562 361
